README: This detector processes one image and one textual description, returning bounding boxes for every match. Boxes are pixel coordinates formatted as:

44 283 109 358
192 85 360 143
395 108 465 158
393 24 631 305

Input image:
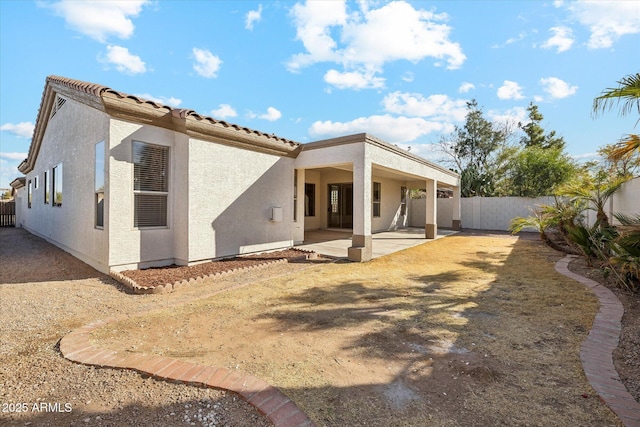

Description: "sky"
1 0 639 190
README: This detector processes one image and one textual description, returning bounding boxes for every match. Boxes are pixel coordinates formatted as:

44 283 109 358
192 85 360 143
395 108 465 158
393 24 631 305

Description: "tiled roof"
19 76 300 173
47 76 300 147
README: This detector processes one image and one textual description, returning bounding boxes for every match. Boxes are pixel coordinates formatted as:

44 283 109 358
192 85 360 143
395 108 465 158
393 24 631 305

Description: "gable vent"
49 94 67 119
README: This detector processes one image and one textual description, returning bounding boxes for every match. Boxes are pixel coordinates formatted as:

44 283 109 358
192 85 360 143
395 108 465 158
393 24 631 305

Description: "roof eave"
184 115 300 158
10 177 26 189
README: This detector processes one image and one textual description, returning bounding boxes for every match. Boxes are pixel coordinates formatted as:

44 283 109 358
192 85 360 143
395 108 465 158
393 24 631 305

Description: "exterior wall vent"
49 94 67 120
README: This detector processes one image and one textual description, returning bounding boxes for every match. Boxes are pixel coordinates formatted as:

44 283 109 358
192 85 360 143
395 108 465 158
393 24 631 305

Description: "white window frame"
52 163 62 207
373 182 381 218
132 140 169 229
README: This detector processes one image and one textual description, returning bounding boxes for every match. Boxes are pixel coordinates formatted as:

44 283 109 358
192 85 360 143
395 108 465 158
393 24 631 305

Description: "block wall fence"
409 177 640 231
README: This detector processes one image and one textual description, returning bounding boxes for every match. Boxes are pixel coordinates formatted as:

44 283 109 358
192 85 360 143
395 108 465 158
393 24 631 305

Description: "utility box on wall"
270 206 283 222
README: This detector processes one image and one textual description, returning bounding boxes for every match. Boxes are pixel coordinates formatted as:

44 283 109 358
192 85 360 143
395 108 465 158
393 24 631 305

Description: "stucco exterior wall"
367 142 459 187
19 97 110 272
186 138 295 262
409 197 454 228
371 176 409 232
107 119 176 270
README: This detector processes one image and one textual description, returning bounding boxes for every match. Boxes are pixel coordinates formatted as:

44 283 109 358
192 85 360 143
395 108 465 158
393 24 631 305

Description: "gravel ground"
0 227 315 427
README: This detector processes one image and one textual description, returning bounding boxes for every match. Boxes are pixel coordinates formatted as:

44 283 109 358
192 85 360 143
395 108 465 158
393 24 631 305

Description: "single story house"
11 76 461 274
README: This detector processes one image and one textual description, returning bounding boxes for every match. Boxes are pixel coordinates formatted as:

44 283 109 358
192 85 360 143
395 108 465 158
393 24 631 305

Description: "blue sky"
1 0 639 189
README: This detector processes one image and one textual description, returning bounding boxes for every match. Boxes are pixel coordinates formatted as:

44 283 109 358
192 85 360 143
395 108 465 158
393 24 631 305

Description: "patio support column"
452 185 461 230
425 179 437 239
293 168 305 244
349 159 372 262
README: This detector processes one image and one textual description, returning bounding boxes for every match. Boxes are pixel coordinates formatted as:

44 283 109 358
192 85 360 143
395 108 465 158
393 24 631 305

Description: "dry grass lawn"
92 235 621 426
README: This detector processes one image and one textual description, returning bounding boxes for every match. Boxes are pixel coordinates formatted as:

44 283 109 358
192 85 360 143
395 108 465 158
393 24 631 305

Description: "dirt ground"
91 232 627 426
1 227 310 426
2 227 636 426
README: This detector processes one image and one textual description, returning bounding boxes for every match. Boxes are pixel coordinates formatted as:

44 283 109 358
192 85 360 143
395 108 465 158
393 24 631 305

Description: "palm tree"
558 172 629 227
509 206 554 245
593 73 640 160
608 134 640 162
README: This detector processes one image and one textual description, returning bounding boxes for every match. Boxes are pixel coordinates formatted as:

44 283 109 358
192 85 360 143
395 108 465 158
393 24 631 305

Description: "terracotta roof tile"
45 75 299 147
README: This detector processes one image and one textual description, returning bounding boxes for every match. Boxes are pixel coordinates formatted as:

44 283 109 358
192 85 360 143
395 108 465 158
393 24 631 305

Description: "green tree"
518 103 565 150
504 146 577 197
439 99 509 196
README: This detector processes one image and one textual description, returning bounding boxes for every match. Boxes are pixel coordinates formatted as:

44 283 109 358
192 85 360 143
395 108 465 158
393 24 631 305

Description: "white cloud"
134 93 182 107
571 151 599 160
541 26 574 52
561 0 640 48
506 31 527 45
401 72 414 83
100 45 146 74
287 0 347 71
487 107 528 127
288 1 465 88
192 48 222 78
259 107 282 121
382 92 467 122
497 80 525 100
458 82 475 93
539 77 578 99
324 69 385 90
46 0 149 43
245 4 263 30
0 122 35 138
211 104 237 119
0 152 28 161
309 115 446 143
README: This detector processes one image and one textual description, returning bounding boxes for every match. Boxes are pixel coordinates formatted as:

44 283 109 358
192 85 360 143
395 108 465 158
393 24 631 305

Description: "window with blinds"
133 141 168 227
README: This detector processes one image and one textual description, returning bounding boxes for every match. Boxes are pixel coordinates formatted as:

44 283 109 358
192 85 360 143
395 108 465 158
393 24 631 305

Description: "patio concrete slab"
297 227 458 259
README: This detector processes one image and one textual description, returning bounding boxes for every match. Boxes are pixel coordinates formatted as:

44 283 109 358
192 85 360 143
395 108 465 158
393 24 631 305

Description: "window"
95 141 105 228
133 141 168 227
28 180 32 208
34 175 39 190
293 172 298 222
373 182 381 217
43 170 49 204
400 186 407 216
305 183 315 217
52 163 62 206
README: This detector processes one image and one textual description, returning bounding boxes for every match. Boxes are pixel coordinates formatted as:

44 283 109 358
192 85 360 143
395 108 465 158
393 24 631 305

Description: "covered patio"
296 227 458 259
292 133 461 262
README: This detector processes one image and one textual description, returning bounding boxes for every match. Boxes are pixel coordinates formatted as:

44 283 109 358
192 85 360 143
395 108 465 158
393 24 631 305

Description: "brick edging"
555 255 640 427
110 249 316 294
60 316 315 427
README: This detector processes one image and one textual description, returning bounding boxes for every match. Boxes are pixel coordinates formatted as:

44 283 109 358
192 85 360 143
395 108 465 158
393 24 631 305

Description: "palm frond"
608 134 640 161
592 73 640 118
